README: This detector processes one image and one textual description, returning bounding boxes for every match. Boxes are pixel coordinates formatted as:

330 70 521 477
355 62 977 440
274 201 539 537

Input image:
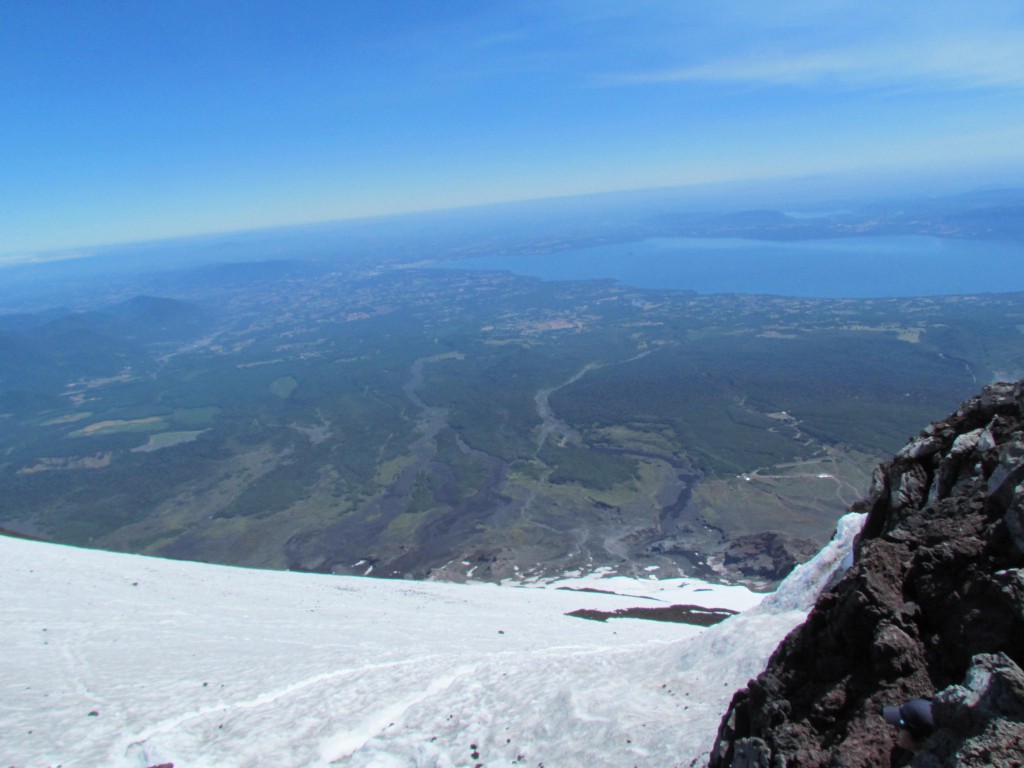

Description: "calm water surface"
446 236 1024 297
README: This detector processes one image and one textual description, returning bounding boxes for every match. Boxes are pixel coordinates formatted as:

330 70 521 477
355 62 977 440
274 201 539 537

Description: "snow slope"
1 515 862 768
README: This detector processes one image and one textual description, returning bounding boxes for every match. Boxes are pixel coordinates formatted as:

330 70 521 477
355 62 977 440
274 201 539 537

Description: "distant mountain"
0 296 213 394
941 204 1024 239
644 188 1024 241
710 380 1024 767
40 295 213 343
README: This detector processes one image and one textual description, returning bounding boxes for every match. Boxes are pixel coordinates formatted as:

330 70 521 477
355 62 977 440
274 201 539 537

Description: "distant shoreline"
442 235 1024 299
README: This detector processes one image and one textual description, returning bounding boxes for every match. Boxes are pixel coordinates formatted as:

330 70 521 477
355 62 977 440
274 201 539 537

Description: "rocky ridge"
709 381 1024 767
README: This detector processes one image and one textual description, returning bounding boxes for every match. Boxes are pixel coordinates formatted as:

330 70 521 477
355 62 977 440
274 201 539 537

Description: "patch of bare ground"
567 604 737 626
17 452 114 474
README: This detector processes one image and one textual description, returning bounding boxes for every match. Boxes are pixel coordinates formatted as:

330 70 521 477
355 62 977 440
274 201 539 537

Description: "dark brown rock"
710 381 1024 768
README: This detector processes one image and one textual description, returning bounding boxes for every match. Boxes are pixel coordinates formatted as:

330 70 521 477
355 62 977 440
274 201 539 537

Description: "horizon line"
3 170 1023 268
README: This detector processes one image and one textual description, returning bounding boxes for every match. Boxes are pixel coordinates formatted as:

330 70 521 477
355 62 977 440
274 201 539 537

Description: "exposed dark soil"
567 603 737 626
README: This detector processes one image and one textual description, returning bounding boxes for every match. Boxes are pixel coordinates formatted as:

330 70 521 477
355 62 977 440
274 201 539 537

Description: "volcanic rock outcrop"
709 381 1024 767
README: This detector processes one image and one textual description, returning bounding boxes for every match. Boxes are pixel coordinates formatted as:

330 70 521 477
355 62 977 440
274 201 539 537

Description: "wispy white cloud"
601 34 1024 92
0 249 97 268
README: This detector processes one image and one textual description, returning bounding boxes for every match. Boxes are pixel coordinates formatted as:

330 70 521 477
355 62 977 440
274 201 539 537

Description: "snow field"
1 515 862 768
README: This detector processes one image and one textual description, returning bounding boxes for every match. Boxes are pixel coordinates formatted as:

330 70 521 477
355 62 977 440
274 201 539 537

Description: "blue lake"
445 236 1024 298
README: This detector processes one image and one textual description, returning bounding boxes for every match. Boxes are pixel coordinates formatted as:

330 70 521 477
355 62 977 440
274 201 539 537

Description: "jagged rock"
730 737 771 768
897 434 945 462
710 381 1024 768
872 621 924 677
914 653 1024 767
928 428 988 504
890 462 930 511
1005 488 1024 554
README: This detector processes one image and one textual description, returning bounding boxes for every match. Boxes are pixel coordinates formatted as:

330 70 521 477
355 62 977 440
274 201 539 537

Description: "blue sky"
3 0 1024 256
